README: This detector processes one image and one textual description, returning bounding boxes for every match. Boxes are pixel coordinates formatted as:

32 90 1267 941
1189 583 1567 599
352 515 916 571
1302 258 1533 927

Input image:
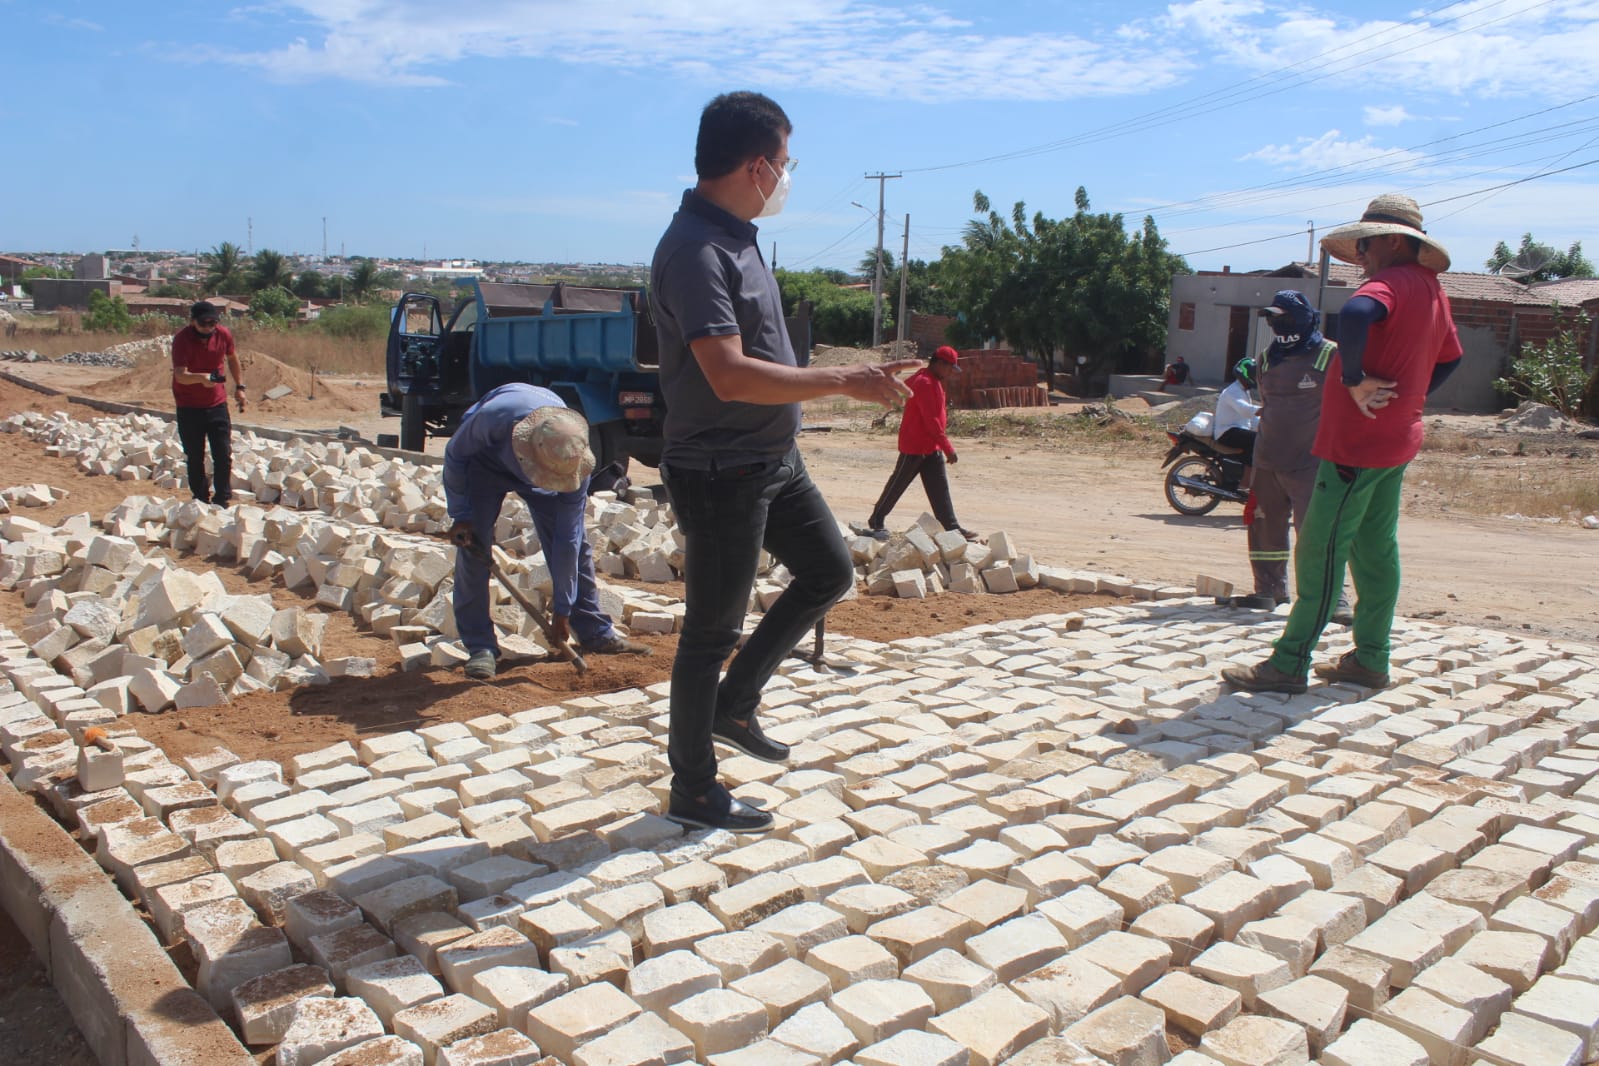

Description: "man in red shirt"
1223 194 1461 694
171 301 246 506
860 345 979 541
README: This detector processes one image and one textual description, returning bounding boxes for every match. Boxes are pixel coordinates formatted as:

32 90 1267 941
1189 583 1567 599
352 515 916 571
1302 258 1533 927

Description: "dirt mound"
1499 401 1577 433
82 347 366 415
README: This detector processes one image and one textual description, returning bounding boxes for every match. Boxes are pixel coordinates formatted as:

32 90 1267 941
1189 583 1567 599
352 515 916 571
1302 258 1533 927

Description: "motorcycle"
1161 411 1250 516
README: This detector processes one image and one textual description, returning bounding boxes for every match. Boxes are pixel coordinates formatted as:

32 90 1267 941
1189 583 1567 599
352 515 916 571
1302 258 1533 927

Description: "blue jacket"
443 383 587 617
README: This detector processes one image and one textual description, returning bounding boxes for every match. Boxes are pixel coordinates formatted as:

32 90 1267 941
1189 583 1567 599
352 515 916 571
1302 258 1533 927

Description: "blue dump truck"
384 280 814 474
383 281 666 471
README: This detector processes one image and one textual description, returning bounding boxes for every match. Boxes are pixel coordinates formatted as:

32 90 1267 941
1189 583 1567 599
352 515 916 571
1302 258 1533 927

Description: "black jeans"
175 403 232 505
868 451 960 530
661 447 854 798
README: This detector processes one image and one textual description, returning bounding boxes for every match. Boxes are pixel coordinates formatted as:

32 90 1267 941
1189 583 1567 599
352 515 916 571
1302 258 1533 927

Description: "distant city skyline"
7 1 1597 276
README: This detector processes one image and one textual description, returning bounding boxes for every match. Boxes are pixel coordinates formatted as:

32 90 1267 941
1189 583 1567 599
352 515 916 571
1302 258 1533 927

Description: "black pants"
868 452 960 531
660 448 855 798
176 403 232 505
1217 427 1257 467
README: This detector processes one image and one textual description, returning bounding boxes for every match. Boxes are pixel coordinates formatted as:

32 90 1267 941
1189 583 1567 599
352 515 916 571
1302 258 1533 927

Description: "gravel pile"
55 350 136 368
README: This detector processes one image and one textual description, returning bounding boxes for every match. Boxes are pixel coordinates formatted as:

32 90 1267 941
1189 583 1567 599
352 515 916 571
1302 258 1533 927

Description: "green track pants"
1269 460 1406 677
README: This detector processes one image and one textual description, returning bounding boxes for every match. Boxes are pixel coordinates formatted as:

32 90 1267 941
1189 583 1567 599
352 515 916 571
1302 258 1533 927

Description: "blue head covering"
1261 290 1323 366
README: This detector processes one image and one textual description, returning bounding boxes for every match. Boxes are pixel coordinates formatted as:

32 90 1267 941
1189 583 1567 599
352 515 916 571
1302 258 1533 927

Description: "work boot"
463 650 496 680
1220 660 1307 694
1314 651 1390 690
1233 594 1278 610
580 633 652 656
712 714 790 763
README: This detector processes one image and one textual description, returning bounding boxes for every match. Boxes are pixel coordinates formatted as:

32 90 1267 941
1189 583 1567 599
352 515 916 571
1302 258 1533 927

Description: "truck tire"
589 421 628 478
400 393 426 452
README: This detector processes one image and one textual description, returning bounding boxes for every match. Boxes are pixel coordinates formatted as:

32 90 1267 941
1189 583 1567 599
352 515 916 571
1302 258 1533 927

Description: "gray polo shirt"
649 190 800 469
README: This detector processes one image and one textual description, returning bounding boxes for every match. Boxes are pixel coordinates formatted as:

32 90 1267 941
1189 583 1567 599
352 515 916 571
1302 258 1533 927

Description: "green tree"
347 259 378 302
84 290 133 333
774 268 878 347
251 249 295 292
204 241 247 294
940 187 1189 391
250 286 300 321
293 271 327 299
18 265 70 295
1495 307 1593 417
1485 233 1595 283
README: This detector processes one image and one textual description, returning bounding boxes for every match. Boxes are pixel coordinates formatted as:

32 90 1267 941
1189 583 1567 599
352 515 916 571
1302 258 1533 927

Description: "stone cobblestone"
0 536 1596 1066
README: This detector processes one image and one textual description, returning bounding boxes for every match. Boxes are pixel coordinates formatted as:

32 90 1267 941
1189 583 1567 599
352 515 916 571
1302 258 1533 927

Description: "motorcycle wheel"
1165 457 1223 516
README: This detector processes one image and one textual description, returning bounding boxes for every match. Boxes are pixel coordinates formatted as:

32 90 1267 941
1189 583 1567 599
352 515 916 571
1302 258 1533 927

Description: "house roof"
1263 261 1581 307
1526 277 1599 306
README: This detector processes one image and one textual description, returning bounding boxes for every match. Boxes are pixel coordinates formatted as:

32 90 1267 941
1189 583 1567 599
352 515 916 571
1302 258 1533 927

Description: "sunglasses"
1355 237 1376 254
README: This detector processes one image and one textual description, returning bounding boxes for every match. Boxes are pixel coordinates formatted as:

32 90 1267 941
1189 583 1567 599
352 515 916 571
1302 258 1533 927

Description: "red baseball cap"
932 346 959 366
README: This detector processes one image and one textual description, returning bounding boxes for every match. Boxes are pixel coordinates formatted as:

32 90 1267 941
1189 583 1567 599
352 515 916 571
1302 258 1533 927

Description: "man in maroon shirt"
860 345 979 541
171 301 246 506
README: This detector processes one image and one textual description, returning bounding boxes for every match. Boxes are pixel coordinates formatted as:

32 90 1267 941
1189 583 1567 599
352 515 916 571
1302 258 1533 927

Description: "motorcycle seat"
1209 439 1247 456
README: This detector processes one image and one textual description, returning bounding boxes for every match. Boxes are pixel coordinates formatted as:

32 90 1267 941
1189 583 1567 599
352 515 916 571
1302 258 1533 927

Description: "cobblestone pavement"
6 594 1599 1066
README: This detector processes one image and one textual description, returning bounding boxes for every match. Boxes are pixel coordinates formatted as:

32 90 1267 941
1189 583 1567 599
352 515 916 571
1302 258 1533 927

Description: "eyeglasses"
196 319 219 327
770 157 798 174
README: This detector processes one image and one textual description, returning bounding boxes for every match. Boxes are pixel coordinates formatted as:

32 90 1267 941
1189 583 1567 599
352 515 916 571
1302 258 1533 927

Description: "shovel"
460 540 588 675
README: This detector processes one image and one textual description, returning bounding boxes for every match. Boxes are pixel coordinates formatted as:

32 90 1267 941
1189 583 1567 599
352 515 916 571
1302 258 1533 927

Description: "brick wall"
907 313 956 356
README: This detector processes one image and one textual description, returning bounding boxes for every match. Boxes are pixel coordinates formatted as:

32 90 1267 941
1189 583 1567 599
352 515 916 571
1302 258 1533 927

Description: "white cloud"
1159 0 1599 98
1243 129 1423 172
1364 104 1413 127
210 0 1192 101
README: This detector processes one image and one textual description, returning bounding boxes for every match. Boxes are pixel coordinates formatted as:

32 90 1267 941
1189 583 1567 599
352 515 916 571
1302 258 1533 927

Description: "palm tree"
251 248 294 292
347 258 378 302
204 241 247 295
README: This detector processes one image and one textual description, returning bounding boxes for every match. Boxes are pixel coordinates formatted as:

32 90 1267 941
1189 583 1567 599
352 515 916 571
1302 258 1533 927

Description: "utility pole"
322 217 327 261
1306 221 1314 264
247 217 253 256
896 215 910 358
865 172 900 348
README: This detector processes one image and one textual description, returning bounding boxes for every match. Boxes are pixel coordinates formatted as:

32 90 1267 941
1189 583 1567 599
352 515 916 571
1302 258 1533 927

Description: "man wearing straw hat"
443 383 648 680
1222 193 1461 694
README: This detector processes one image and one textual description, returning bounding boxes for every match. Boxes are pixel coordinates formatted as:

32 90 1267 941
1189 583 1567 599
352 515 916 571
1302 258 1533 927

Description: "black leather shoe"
712 714 790 763
666 783 773 833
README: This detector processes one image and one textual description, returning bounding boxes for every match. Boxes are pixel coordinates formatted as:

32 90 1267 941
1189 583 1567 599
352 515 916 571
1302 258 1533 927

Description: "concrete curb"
0 773 253 1066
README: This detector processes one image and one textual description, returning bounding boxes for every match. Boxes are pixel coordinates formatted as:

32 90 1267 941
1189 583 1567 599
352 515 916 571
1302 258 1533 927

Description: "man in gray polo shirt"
650 91 917 833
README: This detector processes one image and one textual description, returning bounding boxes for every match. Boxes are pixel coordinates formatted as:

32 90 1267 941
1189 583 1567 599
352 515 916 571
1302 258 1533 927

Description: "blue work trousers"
661 447 855 798
452 489 614 658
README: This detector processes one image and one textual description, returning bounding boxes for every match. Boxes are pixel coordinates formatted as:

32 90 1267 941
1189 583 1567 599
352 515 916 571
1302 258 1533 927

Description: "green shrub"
1495 308 1592 418
84 291 133 333
313 302 391 342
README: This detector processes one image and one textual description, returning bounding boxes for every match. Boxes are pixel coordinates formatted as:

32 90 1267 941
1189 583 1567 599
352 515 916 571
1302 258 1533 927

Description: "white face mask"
756 159 791 218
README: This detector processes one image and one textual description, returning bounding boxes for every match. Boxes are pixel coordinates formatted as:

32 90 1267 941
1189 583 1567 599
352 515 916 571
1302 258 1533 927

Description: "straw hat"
511 406 594 492
1320 193 1451 273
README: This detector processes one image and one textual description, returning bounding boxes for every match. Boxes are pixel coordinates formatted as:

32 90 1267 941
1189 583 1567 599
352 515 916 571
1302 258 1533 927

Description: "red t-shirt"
171 324 234 409
897 368 954 457
1314 263 1462 468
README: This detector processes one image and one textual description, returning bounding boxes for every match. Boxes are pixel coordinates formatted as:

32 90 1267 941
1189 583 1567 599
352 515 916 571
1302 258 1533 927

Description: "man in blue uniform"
443 383 647 679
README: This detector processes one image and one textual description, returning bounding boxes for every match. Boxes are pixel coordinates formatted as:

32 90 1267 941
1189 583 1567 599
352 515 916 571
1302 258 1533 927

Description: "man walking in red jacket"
860 346 979 541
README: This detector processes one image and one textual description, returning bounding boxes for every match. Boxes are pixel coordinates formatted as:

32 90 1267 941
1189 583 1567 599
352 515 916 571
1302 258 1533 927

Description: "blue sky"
7 0 1599 275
